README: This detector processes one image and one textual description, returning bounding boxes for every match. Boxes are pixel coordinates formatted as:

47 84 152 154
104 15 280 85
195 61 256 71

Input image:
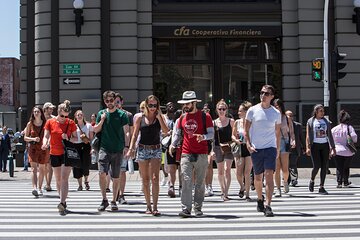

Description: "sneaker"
274 188 282 197
98 199 109 211
32 189 39 197
257 198 265 212
168 186 176 198
118 195 127 205
319 187 328 195
57 202 67 215
309 180 314 192
77 186 83 191
38 190 43 196
336 184 342 188
179 209 191 218
110 201 118 211
194 209 203 217
344 182 352 187
291 180 298 187
283 183 289 193
264 205 274 217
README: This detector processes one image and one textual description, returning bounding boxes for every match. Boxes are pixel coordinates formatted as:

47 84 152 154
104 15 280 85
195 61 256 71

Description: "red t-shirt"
44 118 77 155
177 110 213 154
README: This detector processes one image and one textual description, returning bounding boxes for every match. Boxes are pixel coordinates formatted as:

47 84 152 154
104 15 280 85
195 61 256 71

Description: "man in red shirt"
169 91 214 217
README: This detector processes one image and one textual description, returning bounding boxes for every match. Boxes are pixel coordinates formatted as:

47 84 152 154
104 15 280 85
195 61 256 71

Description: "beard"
184 105 194 113
107 104 115 110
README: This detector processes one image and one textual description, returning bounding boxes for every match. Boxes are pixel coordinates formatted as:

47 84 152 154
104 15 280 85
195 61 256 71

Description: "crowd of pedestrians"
4 84 357 218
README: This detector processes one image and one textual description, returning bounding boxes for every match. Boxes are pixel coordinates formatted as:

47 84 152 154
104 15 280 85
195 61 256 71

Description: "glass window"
175 41 210 61
221 63 281 116
155 41 170 61
154 64 213 104
224 41 258 61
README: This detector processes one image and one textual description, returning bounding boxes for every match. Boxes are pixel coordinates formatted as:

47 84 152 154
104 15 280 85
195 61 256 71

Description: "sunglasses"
60 114 69 118
105 98 114 104
147 104 158 108
260 91 271 97
218 108 227 111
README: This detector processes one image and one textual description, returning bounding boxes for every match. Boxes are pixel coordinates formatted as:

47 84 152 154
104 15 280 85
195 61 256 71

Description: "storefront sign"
153 26 281 38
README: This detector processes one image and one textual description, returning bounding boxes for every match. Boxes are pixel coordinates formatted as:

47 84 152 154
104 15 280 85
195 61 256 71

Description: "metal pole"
323 0 329 107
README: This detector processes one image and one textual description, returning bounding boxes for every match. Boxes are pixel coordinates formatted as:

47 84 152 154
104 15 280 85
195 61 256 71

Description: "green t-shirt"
96 109 129 153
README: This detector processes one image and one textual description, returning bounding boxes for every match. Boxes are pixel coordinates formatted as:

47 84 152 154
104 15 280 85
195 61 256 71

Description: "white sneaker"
205 186 210 197
161 177 168 186
38 190 43 196
274 188 282 197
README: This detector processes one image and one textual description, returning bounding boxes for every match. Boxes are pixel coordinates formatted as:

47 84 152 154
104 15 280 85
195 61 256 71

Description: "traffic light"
331 47 347 86
311 58 323 82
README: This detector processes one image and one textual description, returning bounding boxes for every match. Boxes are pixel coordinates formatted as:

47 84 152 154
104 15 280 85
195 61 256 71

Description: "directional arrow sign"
63 78 80 84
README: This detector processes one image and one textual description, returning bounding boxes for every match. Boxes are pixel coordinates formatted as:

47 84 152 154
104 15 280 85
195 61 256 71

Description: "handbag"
91 132 101 152
347 125 357 153
77 124 90 144
63 121 81 168
161 135 171 148
216 122 232 154
230 141 241 156
63 139 81 168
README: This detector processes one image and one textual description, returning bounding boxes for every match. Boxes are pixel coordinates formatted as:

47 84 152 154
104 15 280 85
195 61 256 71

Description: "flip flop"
152 210 161 216
145 208 152 214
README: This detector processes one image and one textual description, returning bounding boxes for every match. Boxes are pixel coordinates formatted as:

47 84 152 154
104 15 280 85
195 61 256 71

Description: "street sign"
63 78 80 84
63 64 81 74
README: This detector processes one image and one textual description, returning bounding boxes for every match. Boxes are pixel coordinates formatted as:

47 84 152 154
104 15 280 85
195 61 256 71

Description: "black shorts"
166 150 177 165
240 144 251 158
50 154 71 167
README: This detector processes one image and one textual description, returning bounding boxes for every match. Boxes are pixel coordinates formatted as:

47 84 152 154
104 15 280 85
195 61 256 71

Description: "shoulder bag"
347 125 357 153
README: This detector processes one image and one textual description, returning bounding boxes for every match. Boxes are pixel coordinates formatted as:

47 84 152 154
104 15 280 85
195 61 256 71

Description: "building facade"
19 0 360 127
0 58 20 111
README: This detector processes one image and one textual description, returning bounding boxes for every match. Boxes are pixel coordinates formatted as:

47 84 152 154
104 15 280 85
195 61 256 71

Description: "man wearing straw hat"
169 91 214 218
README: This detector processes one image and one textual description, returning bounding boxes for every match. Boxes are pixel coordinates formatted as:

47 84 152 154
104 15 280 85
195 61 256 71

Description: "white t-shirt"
313 118 328 144
245 103 281 149
74 122 93 144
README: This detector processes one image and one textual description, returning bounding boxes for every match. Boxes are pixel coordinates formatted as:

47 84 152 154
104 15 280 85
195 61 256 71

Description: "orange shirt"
44 118 77 155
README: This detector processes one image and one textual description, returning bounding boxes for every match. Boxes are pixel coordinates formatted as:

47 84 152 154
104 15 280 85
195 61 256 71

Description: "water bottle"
128 159 134 174
91 152 97 165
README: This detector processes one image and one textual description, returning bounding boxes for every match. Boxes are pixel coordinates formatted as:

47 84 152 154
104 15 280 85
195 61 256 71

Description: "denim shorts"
280 138 290 153
136 145 162 161
251 147 277 175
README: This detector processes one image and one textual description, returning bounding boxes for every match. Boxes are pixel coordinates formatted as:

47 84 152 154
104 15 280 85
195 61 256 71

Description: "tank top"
236 119 245 143
139 115 161 145
215 119 232 145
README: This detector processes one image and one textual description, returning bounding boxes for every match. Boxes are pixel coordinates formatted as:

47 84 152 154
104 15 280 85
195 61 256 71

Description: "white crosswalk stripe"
0 174 360 239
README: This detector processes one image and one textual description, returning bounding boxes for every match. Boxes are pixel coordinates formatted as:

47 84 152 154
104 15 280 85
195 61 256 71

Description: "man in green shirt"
94 90 129 212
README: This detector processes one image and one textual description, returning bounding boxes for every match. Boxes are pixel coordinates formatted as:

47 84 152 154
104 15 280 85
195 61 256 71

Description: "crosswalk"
0 173 360 239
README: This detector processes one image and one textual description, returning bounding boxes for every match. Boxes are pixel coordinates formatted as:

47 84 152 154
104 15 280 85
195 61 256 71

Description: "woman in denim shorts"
127 95 169 216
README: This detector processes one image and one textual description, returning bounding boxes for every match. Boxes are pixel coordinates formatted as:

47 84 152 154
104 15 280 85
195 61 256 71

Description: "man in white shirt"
244 85 281 217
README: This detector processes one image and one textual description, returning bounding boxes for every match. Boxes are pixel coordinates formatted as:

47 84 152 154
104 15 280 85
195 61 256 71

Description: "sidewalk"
1 167 360 183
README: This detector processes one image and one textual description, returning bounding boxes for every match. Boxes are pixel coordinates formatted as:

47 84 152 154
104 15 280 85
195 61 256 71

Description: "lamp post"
73 0 84 37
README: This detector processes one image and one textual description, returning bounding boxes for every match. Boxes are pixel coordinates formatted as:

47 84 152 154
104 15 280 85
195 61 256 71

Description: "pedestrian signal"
312 59 323 82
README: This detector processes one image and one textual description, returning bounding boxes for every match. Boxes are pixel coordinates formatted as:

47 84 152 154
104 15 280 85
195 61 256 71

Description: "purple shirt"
331 124 357 156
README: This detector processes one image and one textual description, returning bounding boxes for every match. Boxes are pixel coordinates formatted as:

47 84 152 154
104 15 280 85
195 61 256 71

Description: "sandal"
152 210 161 216
85 182 90 191
239 189 245 198
145 208 152 214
